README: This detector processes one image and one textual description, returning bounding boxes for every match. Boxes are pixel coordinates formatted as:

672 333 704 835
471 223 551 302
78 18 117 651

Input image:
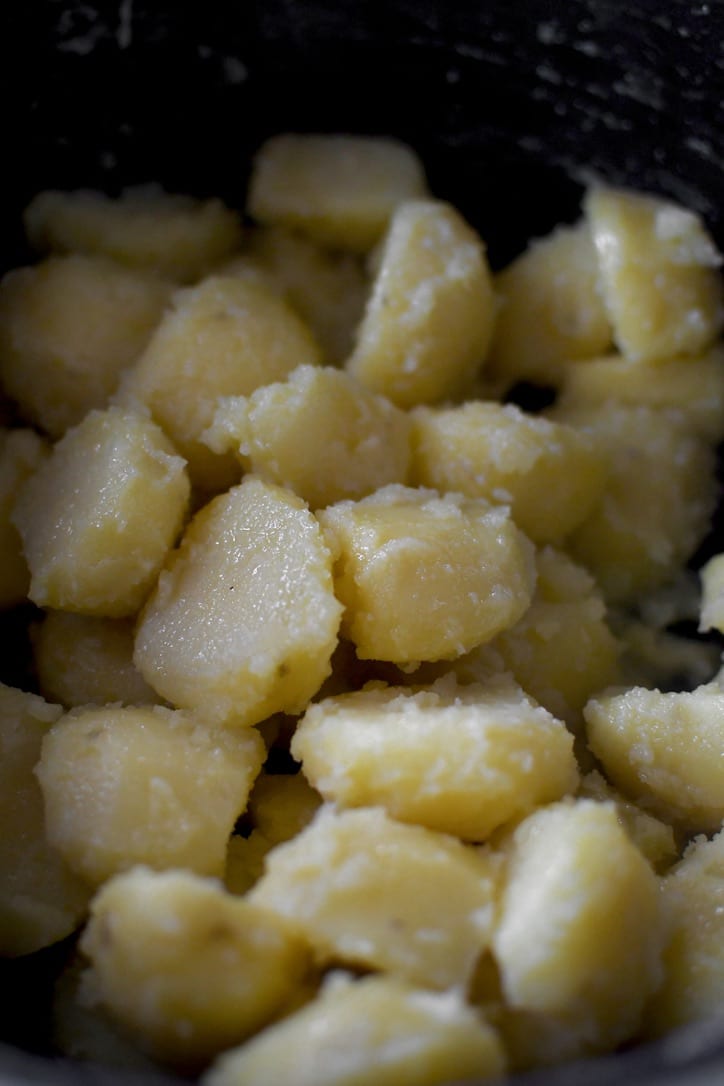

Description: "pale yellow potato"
247 134 429 252
0 683 90 956
487 221 612 388
117 276 322 491
644 829 724 1036
13 407 190 617
699 552 724 634
579 770 678 873
224 832 274 897
80 867 310 1067
585 683 724 832
0 428 48 608
411 401 606 544
33 611 162 709
24 186 243 283
291 675 578 841
559 404 717 603
203 365 412 508
204 972 505 1086
318 484 535 663
134 477 342 727
36 704 265 887
247 772 322 846
492 800 664 1056
0 255 171 438
556 345 724 443
346 200 496 406
585 186 724 363
249 805 498 990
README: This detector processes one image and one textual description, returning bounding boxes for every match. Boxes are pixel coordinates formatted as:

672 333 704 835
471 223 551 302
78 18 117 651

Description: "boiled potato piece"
699 552 724 634
204 973 505 1086
644 830 724 1036
80 867 310 1067
0 683 90 956
13 407 190 617
492 800 664 1057
24 186 243 283
585 186 724 363
347 200 495 406
247 134 428 252
135 477 342 727
33 611 162 708
224 832 274 897
249 805 498 990
36 704 265 887
0 255 171 437
118 276 321 491
585 683 724 833
556 345 724 443
487 222 612 388
204 365 412 508
247 772 322 846
318 484 535 663
559 405 717 603
411 402 606 544
578 770 677 873
292 675 578 841
0 428 48 608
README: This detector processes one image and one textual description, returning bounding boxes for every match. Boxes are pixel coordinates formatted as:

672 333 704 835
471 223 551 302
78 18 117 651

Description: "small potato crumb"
36 704 265 887
204 972 505 1086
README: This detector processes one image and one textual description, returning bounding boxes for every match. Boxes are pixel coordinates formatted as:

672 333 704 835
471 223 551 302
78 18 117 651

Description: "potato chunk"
135 477 342 727
247 134 428 252
319 485 535 663
645 830 724 1036
292 676 577 841
0 255 171 437
118 276 321 491
492 800 664 1057
25 186 243 283
204 365 412 508
36 704 265 887
80 867 310 1067
204 973 505 1086
33 611 162 708
487 222 612 389
585 186 724 362
249 805 497 990
411 402 606 544
247 772 322 846
347 201 495 406
0 428 48 608
585 683 724 833
699 552 724 634
13 407 190 617
0 683 90 956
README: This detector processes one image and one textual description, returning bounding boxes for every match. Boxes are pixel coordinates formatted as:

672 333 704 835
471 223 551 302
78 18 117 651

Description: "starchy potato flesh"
492 800 664 1056
487 222 612 388
134 477 342 727
204 973 505 1086
36 704 265 887
292 676 578 840
318 484 535 663
247 772 322 846
585 683 724 833
117 276 322 490
33 611 162 708
249 805 498 990
248 134 429 252
0 428 47 608
585 186 724 363
0 255 171 438
347 200 496 406
0 683 89 956
203 364 412 508
699 552 724 634
24 186 243 282
411 401 606 544
13 407 190 616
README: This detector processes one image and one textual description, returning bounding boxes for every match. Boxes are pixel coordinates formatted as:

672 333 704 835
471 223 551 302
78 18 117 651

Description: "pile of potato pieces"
1 131 724 1085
